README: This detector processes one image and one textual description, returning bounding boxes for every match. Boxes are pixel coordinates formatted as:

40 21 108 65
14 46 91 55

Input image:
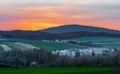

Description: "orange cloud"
0 3 120 31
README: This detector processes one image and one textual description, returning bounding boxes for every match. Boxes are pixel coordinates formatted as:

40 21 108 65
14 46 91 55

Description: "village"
52 48 118 57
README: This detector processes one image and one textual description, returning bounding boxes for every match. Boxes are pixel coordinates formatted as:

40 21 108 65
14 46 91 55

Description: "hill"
42 24 120 34
0 24 120 40
0 30 54 40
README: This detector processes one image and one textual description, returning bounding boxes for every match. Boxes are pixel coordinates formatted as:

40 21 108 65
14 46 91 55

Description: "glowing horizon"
0 0 120 31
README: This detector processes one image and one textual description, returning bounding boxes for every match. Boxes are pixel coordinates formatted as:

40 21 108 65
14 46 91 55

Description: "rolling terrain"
0 36 120 52
0 25 120 70
0 37 82 52
0 24 120 40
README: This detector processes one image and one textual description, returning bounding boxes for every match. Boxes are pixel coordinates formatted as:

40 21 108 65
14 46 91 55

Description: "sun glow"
0 0 120 31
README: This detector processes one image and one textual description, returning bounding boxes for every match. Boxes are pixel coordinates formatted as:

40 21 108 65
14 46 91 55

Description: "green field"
71 36 120 48
0 41 3 44
0 36 120 51
71 36 120 42
2 38 83 51
20 41 83 51
0 67 117 74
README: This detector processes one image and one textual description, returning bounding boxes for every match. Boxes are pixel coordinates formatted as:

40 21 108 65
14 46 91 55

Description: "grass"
23 41 83 51
0 40 4 44
0 42 3 44
71 36 120 42
0 67 117 74
71 36 120 48
97 43 120 48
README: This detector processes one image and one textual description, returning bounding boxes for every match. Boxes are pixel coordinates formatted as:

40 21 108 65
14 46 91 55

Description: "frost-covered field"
0 38 40 52
0 44 12 51
15 42 39 50
5 42 40 51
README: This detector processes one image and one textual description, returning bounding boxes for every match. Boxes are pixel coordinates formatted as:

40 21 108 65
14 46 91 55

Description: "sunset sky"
0 0 120 31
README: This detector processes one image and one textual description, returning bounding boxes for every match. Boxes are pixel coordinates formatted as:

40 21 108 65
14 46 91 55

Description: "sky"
0 0 120 31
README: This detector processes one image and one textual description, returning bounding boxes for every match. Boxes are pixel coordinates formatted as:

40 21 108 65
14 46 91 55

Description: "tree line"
0 49 120 68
